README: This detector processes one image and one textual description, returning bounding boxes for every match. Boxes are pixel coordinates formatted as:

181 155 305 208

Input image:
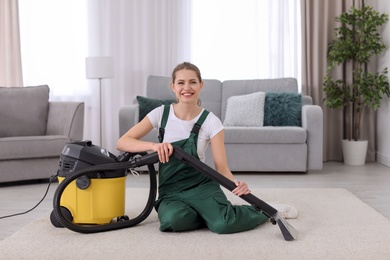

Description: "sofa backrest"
221 78 298 121
0 85 50 137
146 75 223 118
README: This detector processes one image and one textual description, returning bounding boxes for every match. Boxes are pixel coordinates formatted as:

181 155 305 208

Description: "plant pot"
341 140 368 166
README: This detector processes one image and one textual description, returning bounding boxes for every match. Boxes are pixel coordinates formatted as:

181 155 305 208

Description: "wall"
377 1 390 167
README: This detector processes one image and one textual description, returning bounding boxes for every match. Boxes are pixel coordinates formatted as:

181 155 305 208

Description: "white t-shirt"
147 104 224 162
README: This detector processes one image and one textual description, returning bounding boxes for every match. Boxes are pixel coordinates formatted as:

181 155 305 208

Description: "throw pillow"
136 96 175 121
0 85 50 137
223 92 265 127
263 92 302 126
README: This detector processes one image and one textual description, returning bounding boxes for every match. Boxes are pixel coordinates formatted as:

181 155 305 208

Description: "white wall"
377 1 390 167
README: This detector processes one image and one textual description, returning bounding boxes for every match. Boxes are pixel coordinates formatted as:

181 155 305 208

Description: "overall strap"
191 110 210 135
158 105 170 143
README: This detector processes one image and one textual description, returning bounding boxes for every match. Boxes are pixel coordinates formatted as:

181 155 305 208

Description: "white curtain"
191 0 301 87
86 0 192 152
19 0 192 153
19 0 300 154
0 0 23 86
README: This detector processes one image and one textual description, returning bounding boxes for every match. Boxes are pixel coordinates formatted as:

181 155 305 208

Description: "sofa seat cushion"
224 126 306 144
0 85 50 137
0 135 70 160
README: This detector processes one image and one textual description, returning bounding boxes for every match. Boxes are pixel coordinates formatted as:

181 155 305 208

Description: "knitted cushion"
223 92 265 127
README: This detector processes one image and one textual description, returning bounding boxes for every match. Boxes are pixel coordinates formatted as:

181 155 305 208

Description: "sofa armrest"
302 105 323 170
119 105 139 137
46 102 85 140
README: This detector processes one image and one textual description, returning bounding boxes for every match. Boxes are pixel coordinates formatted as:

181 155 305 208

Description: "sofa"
0 85 84 183
119 75 323 172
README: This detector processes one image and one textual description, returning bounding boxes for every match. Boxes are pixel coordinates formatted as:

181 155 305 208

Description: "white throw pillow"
223 92 265 126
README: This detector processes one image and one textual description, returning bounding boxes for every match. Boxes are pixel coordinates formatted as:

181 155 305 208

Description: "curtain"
19 0 192 153
191 0 301 85
301 0 376 162
0 0 23 86
87 0 192 152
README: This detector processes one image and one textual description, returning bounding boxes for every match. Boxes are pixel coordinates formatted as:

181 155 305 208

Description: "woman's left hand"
232 179 251 196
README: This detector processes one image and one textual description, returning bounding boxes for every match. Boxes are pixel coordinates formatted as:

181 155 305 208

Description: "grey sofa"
119 75 323 172
0 85 84 183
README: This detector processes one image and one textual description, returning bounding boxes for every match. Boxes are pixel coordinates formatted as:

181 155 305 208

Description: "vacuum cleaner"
51 140 297 241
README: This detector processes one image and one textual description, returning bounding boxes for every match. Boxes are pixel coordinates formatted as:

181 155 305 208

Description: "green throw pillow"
136 96 175 122
263 92 302 126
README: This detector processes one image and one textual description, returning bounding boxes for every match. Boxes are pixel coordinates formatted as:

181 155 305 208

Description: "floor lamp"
85 57 114 147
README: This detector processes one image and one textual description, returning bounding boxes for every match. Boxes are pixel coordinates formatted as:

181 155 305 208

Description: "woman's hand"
152 142 173 163
232 179 251 196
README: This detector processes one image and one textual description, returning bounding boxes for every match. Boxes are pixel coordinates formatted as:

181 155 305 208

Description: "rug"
1 188 389 259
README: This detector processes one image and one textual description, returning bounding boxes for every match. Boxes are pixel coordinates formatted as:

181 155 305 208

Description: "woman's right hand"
152 142 173 163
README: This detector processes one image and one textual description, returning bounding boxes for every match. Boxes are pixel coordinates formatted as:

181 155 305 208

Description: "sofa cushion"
0 135 70 160
223 126 306 144
223 92 265 127
263 92 302 126
136 96 174 121
0 85 50 137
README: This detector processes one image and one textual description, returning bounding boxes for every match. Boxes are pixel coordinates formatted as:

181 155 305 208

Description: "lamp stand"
99 78 103 147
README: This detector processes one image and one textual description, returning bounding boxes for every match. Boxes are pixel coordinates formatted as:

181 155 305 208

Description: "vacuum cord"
0 174 58 220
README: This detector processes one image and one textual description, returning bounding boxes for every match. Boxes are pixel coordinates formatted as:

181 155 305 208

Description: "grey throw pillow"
0 85 50 137
223 92 265 127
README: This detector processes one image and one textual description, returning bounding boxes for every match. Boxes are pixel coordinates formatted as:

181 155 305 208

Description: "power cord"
0 174 57 220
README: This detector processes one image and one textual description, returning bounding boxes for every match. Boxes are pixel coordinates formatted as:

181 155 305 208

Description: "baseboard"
376 152 390 167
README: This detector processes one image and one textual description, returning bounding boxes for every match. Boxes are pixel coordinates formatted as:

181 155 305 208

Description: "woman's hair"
171 62 202 84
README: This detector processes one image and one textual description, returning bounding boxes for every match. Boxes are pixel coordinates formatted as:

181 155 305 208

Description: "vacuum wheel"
50 206 73 228
116 215 129 222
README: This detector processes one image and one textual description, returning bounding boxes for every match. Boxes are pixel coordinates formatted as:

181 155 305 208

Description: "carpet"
1 188 389 259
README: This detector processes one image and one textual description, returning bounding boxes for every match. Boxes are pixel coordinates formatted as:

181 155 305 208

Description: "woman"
116 62 297 234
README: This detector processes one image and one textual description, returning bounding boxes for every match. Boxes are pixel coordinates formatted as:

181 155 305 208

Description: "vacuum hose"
53 152 159 234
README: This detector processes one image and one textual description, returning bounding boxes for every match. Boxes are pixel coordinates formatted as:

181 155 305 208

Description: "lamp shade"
85 57 114 79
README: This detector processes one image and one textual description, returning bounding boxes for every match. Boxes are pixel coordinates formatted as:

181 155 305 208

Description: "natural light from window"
19 0 88 99
191 0 301 88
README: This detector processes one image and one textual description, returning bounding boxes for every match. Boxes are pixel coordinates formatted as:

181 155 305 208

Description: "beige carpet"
1 188 390 259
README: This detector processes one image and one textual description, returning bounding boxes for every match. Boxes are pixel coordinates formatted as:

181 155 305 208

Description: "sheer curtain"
0 0 23 86
19 0 192 153
191 0 301 86
86 0 192 152
19 0 300 154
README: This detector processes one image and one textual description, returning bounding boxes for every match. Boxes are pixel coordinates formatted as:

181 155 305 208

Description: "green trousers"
157 182 268 234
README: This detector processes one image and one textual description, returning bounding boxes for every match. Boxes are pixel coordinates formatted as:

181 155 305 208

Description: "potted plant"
323 4 390 165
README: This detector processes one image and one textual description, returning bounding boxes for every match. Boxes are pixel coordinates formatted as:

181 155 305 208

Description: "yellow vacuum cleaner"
50 140 158 233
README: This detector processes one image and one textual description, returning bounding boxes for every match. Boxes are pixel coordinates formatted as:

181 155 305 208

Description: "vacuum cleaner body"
55 141 127 225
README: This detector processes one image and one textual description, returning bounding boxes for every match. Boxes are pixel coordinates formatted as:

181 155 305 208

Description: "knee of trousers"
159 205 203 232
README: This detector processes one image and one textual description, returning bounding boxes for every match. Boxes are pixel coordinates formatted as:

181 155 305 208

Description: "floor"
1 161 389 241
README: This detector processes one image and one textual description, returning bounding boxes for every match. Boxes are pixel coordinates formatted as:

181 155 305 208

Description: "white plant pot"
341 139 368 166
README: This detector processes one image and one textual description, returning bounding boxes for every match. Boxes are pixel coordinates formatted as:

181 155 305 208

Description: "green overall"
155 105 268 234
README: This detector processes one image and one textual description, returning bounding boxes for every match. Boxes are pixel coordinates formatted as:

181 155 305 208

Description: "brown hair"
171 62 202 84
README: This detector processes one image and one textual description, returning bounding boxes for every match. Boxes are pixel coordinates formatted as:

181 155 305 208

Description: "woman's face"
171 69 203 105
